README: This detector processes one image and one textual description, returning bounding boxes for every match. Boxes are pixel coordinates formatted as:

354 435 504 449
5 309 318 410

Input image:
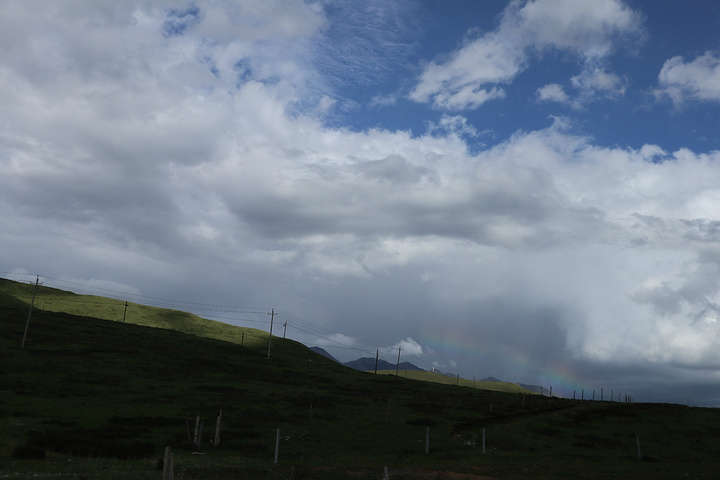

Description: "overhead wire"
40 275 271 312
276 310 395 348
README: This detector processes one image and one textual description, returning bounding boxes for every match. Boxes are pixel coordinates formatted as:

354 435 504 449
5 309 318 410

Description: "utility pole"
21 276 40 348
374 349 379 375
282 321 287 339
121 301 129 343
267 308 275 359
395 346 402 376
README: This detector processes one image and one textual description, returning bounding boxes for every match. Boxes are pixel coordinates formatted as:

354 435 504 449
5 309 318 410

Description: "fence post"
482 428 486 454
162 446 172 480
635 434 642 460
425 427 430 454
214 410 222 447
306 404 313 435
274 429 280 464
193 416 200 446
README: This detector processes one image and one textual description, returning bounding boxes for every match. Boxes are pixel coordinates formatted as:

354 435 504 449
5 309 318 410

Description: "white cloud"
428 115 482 138
657 51 720 104
409 32 520 109
571 68 627 96
370 93 399 107
537 70 627 108
410 0 643 110
536 83 570 103
510 0 643 58
384 337 424 358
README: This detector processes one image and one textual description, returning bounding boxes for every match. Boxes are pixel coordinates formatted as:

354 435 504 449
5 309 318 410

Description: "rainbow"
418 331 587 398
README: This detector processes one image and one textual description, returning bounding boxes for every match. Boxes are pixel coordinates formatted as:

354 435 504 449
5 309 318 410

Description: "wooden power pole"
21 275 40 348
267 308 275 359
395 346 402 375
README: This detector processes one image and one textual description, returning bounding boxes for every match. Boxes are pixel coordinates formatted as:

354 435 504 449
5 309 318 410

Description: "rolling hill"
1 277 720 479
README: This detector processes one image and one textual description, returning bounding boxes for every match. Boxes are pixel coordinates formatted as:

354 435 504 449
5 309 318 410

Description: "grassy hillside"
375 369 532 393
0 278 269 347
1 278 720 479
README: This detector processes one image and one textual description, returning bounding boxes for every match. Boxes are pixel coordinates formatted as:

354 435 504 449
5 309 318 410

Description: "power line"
276 310 394 348
37 275 271 312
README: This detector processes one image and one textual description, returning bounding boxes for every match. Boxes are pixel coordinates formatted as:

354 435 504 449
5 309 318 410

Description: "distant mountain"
343 357 424 372
309 346 340 363
313 349 549 394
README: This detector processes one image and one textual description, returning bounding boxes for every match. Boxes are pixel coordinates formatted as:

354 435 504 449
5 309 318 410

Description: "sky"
2 0 720 406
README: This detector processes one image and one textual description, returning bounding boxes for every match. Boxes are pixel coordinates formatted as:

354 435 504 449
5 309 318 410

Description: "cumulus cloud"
571 68 627 97
408 33 518 109
384 337 424 358
537 70 627 108
356 155 439 186
428 115 483 139
536 83 570 103
657 51 720 104
410 0 643 110
510 0 642 58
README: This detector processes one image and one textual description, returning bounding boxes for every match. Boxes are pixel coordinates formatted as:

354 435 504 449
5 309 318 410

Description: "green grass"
375 369 534 393
1 278 269 348
1 278 720 479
